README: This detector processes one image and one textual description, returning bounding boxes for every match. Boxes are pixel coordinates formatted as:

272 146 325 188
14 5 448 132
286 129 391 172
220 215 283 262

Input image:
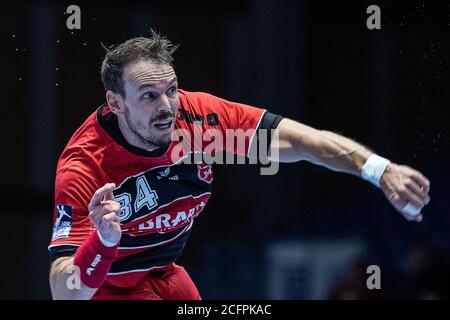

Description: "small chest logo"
197 164 213 184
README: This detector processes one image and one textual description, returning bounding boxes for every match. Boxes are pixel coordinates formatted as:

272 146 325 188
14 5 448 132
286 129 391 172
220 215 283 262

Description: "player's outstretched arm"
270 118 431 222
49 183 122 300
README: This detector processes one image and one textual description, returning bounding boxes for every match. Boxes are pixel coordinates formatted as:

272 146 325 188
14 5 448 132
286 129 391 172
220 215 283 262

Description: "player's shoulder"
62 106 105 150
178 89 224 109
56 157 102 185
57 105 110 177
178 89 220 101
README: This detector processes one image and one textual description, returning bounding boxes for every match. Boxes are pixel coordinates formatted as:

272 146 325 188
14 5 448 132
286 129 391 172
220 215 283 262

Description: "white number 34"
115 176 159 221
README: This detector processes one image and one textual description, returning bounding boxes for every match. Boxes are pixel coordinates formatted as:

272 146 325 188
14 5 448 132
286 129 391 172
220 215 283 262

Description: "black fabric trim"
49 245 77 264
108 228 191 273
119 224 189 248
258 111 283 131
96 104 170 158
254 111 283 161
48 227 192 270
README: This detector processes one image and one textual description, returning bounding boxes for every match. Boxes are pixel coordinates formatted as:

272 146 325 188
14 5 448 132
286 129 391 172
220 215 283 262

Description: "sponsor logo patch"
52 204 73 241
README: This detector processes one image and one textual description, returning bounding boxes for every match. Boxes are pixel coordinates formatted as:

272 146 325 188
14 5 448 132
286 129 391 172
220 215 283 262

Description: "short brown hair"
100 29 178 96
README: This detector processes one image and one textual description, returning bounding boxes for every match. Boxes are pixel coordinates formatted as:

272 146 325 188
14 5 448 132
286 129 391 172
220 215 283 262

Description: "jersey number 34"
115 176 159 221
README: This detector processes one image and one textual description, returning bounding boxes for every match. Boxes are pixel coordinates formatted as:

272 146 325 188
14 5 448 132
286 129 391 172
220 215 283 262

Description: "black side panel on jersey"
49 223 193 264
108 227 192 274
119 223 191 248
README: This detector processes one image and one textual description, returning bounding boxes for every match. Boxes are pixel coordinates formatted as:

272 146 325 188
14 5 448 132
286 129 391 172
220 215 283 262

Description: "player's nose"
158 94 171 112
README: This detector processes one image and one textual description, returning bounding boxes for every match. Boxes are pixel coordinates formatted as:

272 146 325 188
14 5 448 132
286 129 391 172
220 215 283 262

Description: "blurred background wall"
0 0 449 299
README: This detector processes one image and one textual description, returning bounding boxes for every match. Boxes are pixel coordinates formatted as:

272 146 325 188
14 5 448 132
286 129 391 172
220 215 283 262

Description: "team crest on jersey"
52 204 73 241
197 164 213 184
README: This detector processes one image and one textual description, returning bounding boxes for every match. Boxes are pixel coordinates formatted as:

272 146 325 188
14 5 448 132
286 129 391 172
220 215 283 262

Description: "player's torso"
101 155 213 279
110 161 213 237
94 92 214 239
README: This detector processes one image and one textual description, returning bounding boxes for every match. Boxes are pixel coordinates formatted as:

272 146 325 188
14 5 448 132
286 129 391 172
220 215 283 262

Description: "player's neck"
117 117 161 152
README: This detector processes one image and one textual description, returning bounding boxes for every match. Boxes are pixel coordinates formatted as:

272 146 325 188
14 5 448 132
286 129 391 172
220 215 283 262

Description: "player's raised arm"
49 183 122 300
270 118 431 222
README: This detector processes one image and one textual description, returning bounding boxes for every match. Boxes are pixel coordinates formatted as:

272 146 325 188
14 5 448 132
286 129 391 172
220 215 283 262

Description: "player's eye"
167 86 177 96
141 92 157 100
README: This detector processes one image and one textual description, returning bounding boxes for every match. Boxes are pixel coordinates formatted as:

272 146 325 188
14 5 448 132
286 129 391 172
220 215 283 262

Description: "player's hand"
88 183 122 245
380 163 431 222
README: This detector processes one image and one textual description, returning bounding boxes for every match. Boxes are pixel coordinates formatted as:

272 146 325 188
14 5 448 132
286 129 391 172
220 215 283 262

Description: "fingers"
404 212 423 223
389 192 408 209
389 192 423 223
98 212 121 232
397 184 424 208
398 167 431 208
102 211 120 224
383 165 430 223
89 200 121 226
103 183 117 201
88 183 116 210
409 170 431 193
404 178 430 204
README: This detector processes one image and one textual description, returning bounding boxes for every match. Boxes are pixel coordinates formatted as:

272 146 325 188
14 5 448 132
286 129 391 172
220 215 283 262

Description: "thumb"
103 183 116 201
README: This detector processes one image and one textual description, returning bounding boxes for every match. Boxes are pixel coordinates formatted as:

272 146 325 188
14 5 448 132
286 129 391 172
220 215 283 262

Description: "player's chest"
110 163 213 233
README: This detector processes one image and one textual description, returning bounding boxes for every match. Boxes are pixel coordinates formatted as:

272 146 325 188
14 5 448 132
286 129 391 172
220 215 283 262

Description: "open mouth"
153 119 173 131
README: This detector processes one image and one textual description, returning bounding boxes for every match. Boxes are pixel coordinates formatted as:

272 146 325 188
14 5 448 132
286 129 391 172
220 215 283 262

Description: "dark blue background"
1 0 449 299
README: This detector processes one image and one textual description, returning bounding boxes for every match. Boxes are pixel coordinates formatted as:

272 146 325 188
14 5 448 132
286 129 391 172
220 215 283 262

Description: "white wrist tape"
360 154 391 188
402 203 422 217
97 230 118 247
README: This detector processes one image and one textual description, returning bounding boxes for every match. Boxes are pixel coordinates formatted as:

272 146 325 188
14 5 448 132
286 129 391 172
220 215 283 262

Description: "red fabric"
92 264 201 300
49 89 266 288
50 90 265 247
73 232 118 288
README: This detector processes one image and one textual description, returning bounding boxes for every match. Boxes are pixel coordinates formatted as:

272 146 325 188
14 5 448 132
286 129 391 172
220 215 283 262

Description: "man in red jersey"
48 30 431 300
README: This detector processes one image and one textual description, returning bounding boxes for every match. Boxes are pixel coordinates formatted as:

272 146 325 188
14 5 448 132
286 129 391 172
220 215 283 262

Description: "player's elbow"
49 256 91 300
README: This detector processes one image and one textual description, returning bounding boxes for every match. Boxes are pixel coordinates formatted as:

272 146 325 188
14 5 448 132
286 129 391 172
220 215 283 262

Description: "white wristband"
97 231 118 247
360 154 391 188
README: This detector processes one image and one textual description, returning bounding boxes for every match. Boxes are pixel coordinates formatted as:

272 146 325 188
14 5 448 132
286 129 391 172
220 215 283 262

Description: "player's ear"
106 91 124 115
